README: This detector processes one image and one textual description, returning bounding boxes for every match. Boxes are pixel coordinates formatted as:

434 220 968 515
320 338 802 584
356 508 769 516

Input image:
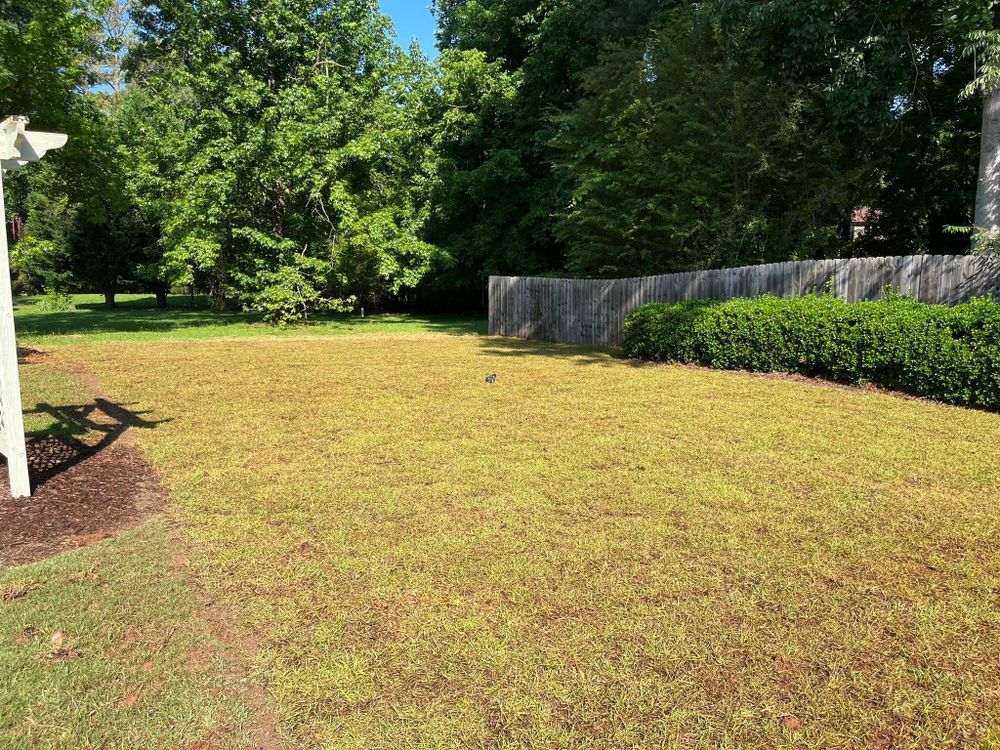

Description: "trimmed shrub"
623 294 1000 410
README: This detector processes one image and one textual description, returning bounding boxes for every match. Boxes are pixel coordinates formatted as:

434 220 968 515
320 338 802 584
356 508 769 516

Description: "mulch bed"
0 435 165 568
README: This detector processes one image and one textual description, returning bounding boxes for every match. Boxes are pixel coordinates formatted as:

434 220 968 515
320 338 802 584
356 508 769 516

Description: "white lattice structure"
0 116 67 497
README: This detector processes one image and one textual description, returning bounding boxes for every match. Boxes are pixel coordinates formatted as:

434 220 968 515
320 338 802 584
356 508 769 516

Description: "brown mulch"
0 435 165 568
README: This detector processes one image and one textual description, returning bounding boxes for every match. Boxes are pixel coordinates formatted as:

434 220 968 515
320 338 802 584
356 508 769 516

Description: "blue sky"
380 1 438 56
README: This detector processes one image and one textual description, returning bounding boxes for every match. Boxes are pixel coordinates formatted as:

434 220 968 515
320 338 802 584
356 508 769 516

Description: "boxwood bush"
623 294 1000 410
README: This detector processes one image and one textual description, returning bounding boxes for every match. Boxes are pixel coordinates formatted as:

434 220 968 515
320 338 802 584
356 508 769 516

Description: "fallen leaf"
781 715 802 730
69 531 111 547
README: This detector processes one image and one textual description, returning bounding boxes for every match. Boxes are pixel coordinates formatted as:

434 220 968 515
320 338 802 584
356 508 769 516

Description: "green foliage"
6 0 1000 313
624 294 1000 410
974 229 1000 255
434 0 1000 280
33 287 75 311
19 98 164 306
421 48 520 293
732 0 997 254
553 8 854 277
126 0 442 314
1 0 165 307
239 252 355 325
0 0 99 126
426 0 662 293
10 233 71 295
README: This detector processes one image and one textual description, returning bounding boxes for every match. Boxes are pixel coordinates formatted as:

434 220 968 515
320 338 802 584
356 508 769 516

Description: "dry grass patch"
60 335 1000 749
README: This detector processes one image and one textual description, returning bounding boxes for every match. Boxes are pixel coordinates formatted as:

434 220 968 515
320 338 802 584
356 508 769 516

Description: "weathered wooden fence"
489 254 1000 347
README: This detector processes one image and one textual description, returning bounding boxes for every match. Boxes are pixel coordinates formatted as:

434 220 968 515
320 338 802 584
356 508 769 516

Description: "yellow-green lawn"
4 329 1000 749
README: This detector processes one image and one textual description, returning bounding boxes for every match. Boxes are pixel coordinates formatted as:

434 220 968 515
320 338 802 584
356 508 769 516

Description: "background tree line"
2 0 998 319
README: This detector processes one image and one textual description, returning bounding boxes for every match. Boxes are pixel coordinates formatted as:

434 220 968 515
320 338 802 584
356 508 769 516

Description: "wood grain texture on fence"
489 254 1000 347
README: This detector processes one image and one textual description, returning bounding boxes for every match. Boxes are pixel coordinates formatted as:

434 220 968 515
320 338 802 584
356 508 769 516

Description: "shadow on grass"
15 304 258 339
14 294 487 340
346 314 488 336
72 294 213 311
24 399 168 489
476 334 642 367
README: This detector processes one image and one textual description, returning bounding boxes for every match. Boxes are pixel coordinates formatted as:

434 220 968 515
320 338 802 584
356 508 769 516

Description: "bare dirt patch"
0 433 165 568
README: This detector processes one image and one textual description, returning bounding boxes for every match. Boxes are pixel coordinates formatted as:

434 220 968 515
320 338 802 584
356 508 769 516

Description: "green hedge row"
623 294 1000 410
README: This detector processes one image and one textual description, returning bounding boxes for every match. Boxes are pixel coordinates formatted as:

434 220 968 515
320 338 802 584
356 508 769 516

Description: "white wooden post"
0 165 30 496
0 116 67 497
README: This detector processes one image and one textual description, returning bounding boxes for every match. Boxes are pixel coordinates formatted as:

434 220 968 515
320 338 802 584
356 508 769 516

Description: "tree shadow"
476 335 644 368
14 295 488 340
23 398 169 490
342 313 488 336
14 307 260 338
73 295 213 311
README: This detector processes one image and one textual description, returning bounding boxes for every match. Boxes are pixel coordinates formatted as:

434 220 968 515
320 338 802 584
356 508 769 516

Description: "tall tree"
87 0 134 98
0 0 98 235
0 0 99 126
427 0 662 295
962 10 1000 247
554 7 856 276
1 0 151 307
435 0 1000 281
128 0 442 318
976 87 1000 245
740 0 999 255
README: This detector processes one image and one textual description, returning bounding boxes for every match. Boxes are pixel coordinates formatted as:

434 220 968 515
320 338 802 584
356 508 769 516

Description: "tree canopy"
2 0 998 317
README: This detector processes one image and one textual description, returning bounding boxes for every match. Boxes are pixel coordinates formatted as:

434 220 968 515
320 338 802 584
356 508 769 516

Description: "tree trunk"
974 85 1000 248
209 277 226 311
104 290 116 308
154 287 168 308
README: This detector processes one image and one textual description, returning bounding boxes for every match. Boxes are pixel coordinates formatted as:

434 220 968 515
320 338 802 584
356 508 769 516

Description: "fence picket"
488 255 998 347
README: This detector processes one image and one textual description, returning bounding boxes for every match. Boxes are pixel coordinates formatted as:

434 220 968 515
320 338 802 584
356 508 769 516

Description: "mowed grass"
49 334 1000 749
0 522 262 750
15 293 485 346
